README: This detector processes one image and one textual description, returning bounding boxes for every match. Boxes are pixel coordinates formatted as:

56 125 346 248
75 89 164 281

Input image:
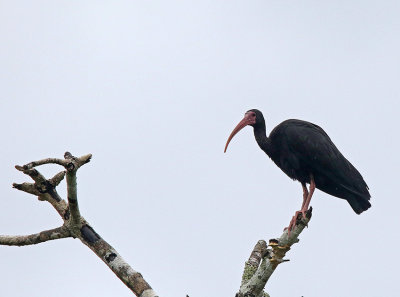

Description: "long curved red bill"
224 112 256 152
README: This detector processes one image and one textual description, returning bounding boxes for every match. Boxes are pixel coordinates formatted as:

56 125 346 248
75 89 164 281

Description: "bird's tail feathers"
338 182 371 214
347 195 371 214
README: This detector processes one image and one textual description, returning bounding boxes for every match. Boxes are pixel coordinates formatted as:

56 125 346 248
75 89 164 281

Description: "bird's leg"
286 176 315 234
300 182 309 210
302 174 315 214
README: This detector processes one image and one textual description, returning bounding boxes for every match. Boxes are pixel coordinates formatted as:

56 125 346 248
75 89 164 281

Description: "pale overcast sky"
0 1 399 297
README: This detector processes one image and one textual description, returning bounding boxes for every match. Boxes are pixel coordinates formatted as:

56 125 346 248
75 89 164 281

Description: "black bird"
224 109 371 231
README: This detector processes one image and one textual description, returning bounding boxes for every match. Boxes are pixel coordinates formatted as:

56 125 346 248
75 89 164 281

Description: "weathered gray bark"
1 152 158 297
236 209 312 297
2 152 312 297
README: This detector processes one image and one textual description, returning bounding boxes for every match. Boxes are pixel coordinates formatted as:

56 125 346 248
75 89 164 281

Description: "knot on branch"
64 152 73 159
64 152 76 171
81 224 101 244
64 152 92 171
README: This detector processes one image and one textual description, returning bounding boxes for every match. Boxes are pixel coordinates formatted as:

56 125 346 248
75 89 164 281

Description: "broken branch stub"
237 208 312 297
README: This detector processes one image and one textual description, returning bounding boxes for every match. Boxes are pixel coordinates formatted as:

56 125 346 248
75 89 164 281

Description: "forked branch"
2 152 158 297
236 209 312 297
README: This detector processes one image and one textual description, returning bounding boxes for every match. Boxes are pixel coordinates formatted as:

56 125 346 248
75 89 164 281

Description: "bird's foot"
300 210 308 226
286 212 300 236
285 209 308 236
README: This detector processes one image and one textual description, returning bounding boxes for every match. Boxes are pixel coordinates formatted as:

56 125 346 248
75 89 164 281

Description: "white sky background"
0 1 399 296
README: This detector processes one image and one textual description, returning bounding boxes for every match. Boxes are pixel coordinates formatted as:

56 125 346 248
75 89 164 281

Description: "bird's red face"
224 111 257 153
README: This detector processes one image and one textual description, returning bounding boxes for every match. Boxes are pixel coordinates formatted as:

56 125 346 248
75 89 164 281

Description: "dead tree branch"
236 208 312 297
2 152 158 297
0 226 70 246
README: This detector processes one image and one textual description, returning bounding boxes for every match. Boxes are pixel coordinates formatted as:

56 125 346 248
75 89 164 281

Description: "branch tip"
49 171 66 186
306 206 313 219
64 151 73 159
83 154 92 163
15 165 24 171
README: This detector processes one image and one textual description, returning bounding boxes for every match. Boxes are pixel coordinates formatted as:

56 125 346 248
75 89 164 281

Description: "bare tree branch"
3 152 158 297
237 208 312 297
239 240 268 288
0 226 71 246
4 151 316 297
19 152 92 171
64 152 83 228
21 158 67 169
13 168 68 217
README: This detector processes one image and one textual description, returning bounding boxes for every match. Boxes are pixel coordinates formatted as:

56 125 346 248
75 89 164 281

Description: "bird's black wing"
279 120 370 201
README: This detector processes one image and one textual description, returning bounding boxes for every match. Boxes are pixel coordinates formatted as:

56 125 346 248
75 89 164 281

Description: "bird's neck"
254 126 272 156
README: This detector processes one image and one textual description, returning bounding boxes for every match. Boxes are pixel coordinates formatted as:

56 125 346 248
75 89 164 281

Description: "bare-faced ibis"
224 109 371 231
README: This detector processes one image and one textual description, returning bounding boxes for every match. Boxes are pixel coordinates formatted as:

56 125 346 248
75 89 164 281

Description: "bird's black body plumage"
249 109 371 214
